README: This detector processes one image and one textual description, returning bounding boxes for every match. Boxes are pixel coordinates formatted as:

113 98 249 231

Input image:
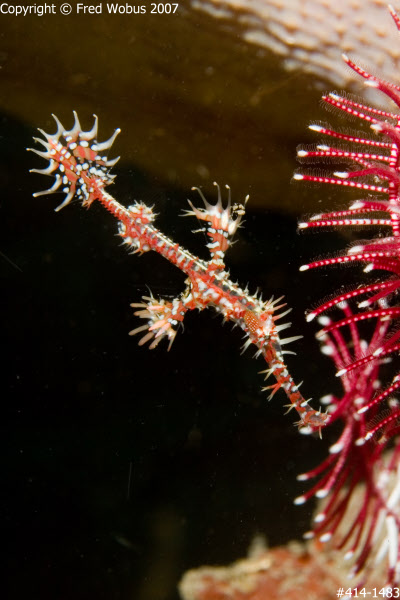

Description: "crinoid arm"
296 23 400 391
183 181 248 270
295 4 400 586
28 111 120 211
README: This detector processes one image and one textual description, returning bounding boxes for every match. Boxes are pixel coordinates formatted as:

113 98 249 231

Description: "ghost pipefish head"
28 111 120 211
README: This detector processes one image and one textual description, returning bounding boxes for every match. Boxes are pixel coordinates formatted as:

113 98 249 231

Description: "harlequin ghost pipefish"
28 112 328 433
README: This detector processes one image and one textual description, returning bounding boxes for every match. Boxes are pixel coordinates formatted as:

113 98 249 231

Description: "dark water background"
0 2 358 598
